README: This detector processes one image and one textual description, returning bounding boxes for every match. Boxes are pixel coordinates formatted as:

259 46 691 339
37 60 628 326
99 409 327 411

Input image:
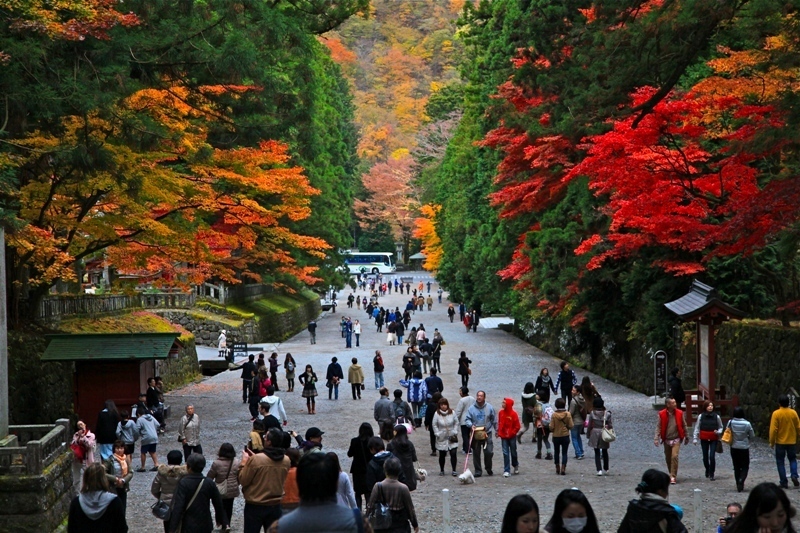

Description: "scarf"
112 452 128 477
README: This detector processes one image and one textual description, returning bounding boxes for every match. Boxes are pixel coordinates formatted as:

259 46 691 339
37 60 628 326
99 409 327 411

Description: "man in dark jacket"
554 361 578 407
424 368 444 400
146 377 165 433
240 354 257 404
365 437 402 495
326 357 344 400
168 453 228 533
307 319 317 344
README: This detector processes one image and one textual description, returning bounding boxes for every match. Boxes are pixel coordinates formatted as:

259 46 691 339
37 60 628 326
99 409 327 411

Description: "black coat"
347 437 374 494
168 473 227 533
617 497 688 533
68 494 128 533
668 376 685 404
95 410 120 445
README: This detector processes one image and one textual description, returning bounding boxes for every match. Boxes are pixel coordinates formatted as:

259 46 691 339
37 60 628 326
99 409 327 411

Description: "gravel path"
122 272 795 532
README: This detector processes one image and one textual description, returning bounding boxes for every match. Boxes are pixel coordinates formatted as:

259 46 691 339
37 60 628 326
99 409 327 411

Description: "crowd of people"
66 274 800 532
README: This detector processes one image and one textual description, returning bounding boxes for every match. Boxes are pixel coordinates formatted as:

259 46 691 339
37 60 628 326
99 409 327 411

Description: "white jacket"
433 410 459 451
260 395 287 424
453 395 476 426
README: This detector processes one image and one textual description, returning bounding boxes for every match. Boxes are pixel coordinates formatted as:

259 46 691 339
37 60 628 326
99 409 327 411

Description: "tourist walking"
135 410 161 472
328 452 357 509
241 354 257 403
535 367 557 396
103 440 133 513
344 317 353 348
96 399 121 461
307 319 317 344
554 361 578 406
366 457 419 533
400 371 428 428
618 469 687 532
168 453 229 533
387 320 398 346
373 387 395 433
239 428 290 533
447 304 455 323
654 397 689 484
424 392 442 456
431 329 443 372
568 385 586 460
550 398 574 475
454 387 476 454
70 420 96 490
365 437 394 493
465 390 498 477
668 368 686 409
517 382 538 445
501 495 539 533
543 488 601 533
150 450 187 533
348 357 365 400
284 353 297 392
299 364 319 414
390 390 413 440
269 353 280 392
587 397 612 476
326 357 344 400
534 388 553 460
457 351 472 388
769 394 800 489
353 319 362 347
692 400 723 480
728 406 756 492
432 397 459 476
206 443 240 528
68 464 128 533
373 350 385 389
498 397 521 477
346 423 375 510
178 404 202 459
387 425 419 492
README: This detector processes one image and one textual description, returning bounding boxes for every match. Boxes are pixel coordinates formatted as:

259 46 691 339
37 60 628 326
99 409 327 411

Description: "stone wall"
155 336 202 391
0 450 73 533
520 320 800 436
7 332 73 425
254 294 321 342
153 310 258 346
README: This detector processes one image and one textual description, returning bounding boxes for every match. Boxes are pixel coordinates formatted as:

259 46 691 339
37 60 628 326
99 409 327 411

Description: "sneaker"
597 470 603 476
535 453 542 459
150 466 159 472
793 477 800 487
136 467 146 473
439 471 445 476
503 472 510 478
514 466 519 475
545 453 553 460
780 482 789 489
709 474 715 481
430 451 437 456
603 470 609 476
670 476 677 485
486 470 493 476
576 455 584 460
474 472 482 478
452 471 458 476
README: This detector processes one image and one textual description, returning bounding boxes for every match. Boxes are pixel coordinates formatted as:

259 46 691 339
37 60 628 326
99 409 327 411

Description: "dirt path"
123 272 792 532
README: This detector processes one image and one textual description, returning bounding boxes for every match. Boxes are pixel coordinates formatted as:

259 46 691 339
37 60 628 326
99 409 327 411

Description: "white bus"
344 252 396 275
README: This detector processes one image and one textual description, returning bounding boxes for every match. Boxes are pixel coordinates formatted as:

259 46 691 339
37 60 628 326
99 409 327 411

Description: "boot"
561 465 566 476
556 464 561 475
414 418 422 428
545 452 553 460
516 433 522 444
307 405 312 414
535 452 542 459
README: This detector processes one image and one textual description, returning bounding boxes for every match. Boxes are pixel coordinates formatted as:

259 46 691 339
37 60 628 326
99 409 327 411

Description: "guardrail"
0 420 68 475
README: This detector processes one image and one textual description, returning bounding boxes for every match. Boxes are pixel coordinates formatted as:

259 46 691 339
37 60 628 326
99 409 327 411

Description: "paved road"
123 272 788 532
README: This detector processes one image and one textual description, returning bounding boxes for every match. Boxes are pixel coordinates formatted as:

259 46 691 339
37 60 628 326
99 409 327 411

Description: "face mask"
563 517 588 533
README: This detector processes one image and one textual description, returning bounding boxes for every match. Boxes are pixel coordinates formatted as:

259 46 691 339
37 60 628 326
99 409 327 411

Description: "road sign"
654 350 668 395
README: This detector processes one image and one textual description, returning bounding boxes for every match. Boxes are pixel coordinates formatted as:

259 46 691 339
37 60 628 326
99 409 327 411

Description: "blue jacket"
465 402 498 434
399 378 428 403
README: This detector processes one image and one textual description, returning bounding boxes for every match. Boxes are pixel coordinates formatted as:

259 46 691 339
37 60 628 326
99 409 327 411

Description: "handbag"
716 441 724 454
601 412 616 443
361 383 366 390
70 442 86 462
448 434 459 444
216 459 233 498
473 426 487 441
721 421 733 445
151 499 171 521
368 483 393 529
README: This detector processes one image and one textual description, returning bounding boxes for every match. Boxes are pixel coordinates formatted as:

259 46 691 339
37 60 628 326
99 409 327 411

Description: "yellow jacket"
769 407 800 446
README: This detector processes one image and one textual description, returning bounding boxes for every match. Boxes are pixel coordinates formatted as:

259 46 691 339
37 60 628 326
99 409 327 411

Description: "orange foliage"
321 36 358 64
413 204 442 271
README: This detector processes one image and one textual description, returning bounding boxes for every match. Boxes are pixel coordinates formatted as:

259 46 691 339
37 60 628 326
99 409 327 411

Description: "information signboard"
654 350 668 395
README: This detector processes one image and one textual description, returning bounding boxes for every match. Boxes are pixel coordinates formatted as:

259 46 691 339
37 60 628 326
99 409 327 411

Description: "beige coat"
207 457 241 499
150 464 187 505
549 409 574 438
348 364 364 384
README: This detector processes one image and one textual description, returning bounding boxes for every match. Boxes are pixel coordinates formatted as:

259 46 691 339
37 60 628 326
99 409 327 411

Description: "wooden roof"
42 333 182 361
664 280 745 321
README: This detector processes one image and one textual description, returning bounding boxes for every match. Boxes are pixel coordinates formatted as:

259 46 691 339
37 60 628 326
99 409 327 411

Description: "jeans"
731 447 750 486
375 372 384 389
461 374 469 388
355 333 360 347
570 425 584 458
700 439 717 476
352 383 362 400
501 438 518 473
397 335 404 344
471 434 494 474
243 503 282 533
536 427 551 454
433 357 441 372
594 448 609 471
310 331 316 344
242 379 252 402
552 435 570 466
775 444 798 486
329 383 339 400
461 425 471 454
346 333 352 348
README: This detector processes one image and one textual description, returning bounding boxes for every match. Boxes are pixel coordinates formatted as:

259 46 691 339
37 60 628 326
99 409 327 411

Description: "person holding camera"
717 502 742 533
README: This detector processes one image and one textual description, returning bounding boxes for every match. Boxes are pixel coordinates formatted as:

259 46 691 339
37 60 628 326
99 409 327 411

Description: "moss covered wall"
520 320 800 437
154 336 201 392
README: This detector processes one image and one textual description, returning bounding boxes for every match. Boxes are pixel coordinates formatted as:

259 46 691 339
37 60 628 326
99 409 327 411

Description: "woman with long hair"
284 353 297 392
327 452 357 508
387 424 418 492
68 463 127 533
298 364 318 414
518 382 538 444
207 443 240 527
618 469 687 532
501 494 540 533
346 422 375 510
586 397 612 476
580 376 599 414
724 482 796 533
544 488 601 533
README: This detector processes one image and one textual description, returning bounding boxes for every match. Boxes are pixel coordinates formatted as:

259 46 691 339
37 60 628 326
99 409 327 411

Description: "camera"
724 516 734 525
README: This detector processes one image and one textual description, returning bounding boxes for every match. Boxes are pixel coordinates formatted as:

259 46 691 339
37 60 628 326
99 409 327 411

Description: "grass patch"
229 290 318 316
195 300 255 319
186 309 245 327
59 311 194 343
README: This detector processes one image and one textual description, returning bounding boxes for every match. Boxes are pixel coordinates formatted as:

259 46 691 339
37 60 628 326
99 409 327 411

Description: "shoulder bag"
151 499 171 521
179 414 194 442
216 459 233 498
721 420 733 445
601 411 616 443
368 483 393 530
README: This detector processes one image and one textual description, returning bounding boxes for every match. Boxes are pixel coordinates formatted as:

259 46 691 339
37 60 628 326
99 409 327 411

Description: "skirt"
387 333 397 343
302 386 318 398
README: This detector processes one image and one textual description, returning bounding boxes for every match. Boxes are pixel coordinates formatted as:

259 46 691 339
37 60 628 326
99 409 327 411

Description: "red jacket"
658 408 686 441
497 398 521 439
